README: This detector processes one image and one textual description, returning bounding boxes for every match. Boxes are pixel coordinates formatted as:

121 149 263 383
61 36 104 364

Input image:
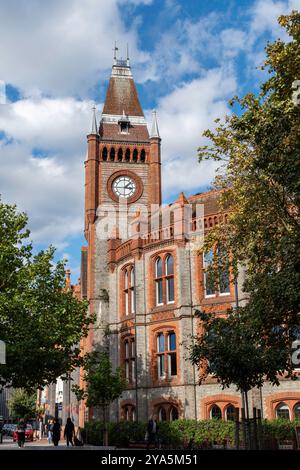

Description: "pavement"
0 437 109 450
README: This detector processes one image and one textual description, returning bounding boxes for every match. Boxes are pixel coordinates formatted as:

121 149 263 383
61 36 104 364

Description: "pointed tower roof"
150 110 160 138
89 105 98 135
100 49 149 142
176 191 189 206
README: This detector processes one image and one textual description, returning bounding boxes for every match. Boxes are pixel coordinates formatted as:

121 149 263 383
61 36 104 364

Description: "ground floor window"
276 402 290 420
210 404 222 420
225 405 236 421
122 404 136 421
294 402 300 420
155 403 179 422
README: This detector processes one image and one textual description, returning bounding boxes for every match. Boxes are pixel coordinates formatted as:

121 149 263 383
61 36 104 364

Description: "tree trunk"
102 405 108 447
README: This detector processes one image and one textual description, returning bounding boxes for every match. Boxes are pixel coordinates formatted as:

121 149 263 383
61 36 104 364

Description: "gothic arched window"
133 148 138 162
276 402 290 420
118 148 123 161
155 257 163 305
165 255 174 303
110 147 115 161
140 149 146 162
210 405 222 420
123 336 135 384
156 330 177 379
123 266 135 316
294 403 300 420
170 406 179 421
158 407 167 422
102 147 107 161
226 405 235 421
125 148 130 161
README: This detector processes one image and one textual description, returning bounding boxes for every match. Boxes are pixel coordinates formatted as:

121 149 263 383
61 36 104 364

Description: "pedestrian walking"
47 420 53 444
16 418 26 448
146 415 159 450
64 417 75 446
52 419 61 447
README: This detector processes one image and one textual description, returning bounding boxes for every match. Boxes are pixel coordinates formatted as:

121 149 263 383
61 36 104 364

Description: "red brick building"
75 56 300 426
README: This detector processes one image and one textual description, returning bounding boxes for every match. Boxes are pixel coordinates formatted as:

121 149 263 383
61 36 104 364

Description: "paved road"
0 437 114 450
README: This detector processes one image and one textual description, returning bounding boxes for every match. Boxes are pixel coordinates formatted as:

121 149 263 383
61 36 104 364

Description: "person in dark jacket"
64 417 75 446
16 419 26 448
147 415 159 450
52 419 61 447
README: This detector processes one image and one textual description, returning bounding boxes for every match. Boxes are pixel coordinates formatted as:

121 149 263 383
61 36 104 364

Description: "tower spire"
113 41 118 65
89 104 98 135
150 109 160 138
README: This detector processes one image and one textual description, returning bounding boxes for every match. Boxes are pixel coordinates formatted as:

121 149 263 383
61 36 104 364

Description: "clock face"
112 176 136 198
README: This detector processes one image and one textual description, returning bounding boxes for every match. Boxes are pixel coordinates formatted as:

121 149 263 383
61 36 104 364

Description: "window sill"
151 304 177 314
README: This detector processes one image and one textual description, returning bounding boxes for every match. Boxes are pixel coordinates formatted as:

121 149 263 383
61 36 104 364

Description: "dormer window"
118 111 130 134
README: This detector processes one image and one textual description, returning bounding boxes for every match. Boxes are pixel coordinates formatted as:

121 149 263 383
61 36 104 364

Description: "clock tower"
85 54 161 237
83 53 162 364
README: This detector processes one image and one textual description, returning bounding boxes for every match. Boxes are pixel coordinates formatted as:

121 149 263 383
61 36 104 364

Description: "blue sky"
0 0 298 282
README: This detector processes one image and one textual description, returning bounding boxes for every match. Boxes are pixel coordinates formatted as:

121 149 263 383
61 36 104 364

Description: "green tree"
8 389 37 421
190 309 293 421
0 199 93 390
73 352 126 446
192 11 300 384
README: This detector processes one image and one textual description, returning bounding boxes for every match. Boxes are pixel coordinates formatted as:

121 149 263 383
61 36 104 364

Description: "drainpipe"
188 246 198 420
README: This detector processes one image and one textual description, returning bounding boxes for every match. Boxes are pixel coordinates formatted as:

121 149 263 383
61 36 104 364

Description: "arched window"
110 147 115 161
157 333 165 378
154 253 175 306
102 147 107 161
123 336 135 384
226 405 236 421
125 148 130 161
218 246 230 295
170 406 179 421
140 149 146 162
294 403 300 421
123 404 136 421
165 255 174 303
155 257 163 305
118 148 123 161
210 405 222 420
124 271 129 316
133 149 138 162
124 339 130 380
130 268 135 314
203 247 230 296
158 407 167 422
203 250 215 296
276 402 290 420
156 330 177 379
123 266 135 316
168 332 177 376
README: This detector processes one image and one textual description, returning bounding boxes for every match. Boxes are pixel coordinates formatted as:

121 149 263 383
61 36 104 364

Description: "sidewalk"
0 438 110 450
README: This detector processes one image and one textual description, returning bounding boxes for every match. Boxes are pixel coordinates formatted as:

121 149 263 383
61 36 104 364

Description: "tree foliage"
72 351 126 409
0 199 93 390
8 388 37 420
191 11 300 385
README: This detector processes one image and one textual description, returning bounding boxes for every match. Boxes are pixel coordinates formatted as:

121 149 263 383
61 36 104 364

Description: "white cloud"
0 97 93 246
0 0 150 98
150 67 237 199
249 0 299 41
0 0 297 255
